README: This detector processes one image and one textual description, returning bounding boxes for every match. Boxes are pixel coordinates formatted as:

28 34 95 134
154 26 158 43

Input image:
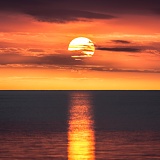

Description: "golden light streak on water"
68 92 95 160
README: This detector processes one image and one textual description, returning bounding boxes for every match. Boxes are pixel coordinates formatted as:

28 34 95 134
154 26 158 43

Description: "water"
0 91 160 159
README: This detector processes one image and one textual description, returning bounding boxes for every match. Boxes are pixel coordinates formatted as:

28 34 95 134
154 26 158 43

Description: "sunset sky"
0 0 160 89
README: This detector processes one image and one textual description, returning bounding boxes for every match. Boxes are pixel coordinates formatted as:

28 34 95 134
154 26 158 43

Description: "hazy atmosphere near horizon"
0 1 160 160
0 0 160 89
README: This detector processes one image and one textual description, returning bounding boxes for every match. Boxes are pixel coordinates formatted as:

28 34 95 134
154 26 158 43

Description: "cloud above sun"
0 0 160 23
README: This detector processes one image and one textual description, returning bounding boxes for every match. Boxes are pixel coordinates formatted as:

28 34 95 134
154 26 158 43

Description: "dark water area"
0 91 160 159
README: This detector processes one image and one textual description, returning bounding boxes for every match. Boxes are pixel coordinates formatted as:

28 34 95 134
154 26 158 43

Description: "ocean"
0 91 160 159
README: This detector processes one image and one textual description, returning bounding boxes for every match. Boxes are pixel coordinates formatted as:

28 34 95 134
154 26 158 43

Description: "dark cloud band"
96 47 141 52
0 53 82 65
0 0 159 22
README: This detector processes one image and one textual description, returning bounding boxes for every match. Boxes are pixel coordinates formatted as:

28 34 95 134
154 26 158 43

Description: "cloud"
55 65 160 74
0 52 159 73
112 40 131 44
0 0 160 19
28 49 45 52
0 1 115 23
87 67 160 73
0 53 83 65
146 49 160 55
1 0 160 23
27 9 115 23
96 47 141 52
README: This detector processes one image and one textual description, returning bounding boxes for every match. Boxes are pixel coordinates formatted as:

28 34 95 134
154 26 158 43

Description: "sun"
68 37 95 58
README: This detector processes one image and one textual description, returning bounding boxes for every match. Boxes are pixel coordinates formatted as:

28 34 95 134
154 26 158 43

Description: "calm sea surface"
0 91 160 160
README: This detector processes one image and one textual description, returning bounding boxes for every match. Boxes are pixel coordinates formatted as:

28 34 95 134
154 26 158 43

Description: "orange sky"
0 1 160 89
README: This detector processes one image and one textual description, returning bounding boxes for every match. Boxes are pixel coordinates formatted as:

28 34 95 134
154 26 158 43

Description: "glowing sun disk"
68 37 95 58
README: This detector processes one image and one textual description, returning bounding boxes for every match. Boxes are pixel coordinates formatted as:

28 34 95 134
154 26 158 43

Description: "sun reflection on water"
68 92 95 160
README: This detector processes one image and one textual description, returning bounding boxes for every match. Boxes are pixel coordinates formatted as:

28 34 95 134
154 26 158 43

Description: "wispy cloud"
112 40 131 44
146 49 160 55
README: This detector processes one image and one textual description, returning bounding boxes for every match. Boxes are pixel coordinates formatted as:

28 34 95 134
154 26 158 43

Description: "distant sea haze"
0 91 160 159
